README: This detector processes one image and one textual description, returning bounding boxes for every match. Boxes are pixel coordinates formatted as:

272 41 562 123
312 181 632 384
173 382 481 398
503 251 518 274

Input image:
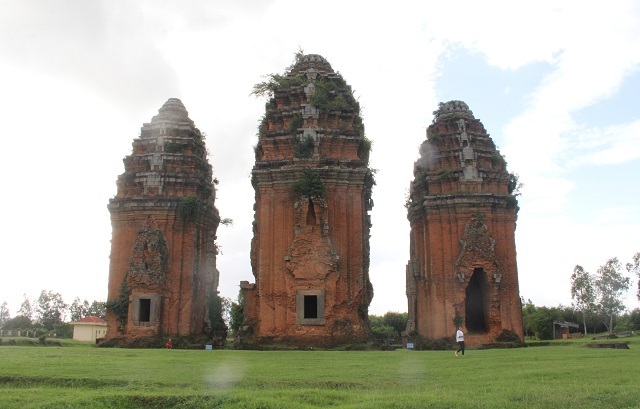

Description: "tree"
207 292 228 336
630 308 640 331
382 312 408 336
53 322 73 338
18 294 33 321
594 258 630 333
368 314 397 342
521 298 537 337
371 323 398 342
229 291 244 336
614 309 640 333
34 290 68 330
626 251 640 300
69 297 90 322
531 306 561 340
570 265 596 335
0 302 10 328
2 315 32 330
87 300 106 319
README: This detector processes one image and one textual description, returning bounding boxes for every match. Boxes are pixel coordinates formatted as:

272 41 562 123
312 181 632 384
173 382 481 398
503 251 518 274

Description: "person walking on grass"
455 327 465 357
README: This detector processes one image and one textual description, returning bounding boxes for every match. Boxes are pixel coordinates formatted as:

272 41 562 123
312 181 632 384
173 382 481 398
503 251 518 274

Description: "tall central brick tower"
106 98 220 342
405 101 523 345
241 54 375 346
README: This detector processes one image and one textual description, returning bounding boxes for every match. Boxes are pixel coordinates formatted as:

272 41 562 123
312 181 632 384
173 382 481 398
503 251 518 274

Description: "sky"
1 0 639 317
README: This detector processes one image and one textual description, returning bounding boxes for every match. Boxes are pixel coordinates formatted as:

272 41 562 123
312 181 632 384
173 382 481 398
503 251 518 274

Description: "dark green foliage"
358 303 369 321
253 143 263 161
288 113 303 134
294 135 315 158
207 292 228 335
88 301 106 319
251 73 308 98
358 137 372 163
369 312 408 341
531 306 562 340
230 291 244 335
428 131 443 142
370 323 397 342
382 312 407 335
310 78 359 113
178 195 200 222
105 280 131 334
2 315 32 330
408 332 455 350
53 323 73 339
505 195 519 209
163 142 185 153
508 172 522 195
495 329 523 343
453 311 463 329
292 169 324 197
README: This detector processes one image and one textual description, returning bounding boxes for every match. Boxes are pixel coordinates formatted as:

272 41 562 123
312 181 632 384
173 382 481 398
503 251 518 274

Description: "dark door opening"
465 268 488 333
138 298 151 322
304 295 318 319
306 199 316 226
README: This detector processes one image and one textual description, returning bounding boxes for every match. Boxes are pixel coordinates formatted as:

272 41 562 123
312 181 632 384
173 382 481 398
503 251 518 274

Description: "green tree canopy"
2 315 32 330
35 290 68 330
595 257 631 333
18 295 33 321
626 251 640 300
571 265 596 335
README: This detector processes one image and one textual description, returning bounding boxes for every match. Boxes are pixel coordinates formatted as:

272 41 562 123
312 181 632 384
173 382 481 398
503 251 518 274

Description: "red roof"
73 316 106 324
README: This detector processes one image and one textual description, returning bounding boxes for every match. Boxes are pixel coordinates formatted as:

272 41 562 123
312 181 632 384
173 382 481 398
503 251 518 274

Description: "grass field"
0 336 639 408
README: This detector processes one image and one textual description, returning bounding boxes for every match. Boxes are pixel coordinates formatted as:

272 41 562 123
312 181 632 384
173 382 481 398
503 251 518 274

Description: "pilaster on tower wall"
243 54 375 346
405 101 523 345
105 98 220 342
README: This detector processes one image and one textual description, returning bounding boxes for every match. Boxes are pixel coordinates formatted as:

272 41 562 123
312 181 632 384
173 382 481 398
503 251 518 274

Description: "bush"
408 332 455 350
178 195 200 222
370 324 397 342
292 169 324 197
495 329 522 343
294 135 314 158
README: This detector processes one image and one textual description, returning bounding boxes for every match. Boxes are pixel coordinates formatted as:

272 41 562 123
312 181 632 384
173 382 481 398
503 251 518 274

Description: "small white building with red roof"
70 316 107 342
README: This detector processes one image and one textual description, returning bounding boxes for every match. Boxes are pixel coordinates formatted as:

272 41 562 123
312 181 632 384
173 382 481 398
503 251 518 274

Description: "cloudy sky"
1 0 638 317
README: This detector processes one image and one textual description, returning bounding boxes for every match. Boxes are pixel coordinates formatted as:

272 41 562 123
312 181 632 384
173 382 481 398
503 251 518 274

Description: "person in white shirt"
455 328 465 356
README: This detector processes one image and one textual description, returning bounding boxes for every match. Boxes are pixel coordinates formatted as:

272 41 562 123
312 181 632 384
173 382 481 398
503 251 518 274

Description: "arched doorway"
465 268 489 333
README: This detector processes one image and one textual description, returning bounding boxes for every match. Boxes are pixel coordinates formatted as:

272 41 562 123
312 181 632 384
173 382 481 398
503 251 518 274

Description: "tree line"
570 252 639 335
0 291 105 338
3 250 638 342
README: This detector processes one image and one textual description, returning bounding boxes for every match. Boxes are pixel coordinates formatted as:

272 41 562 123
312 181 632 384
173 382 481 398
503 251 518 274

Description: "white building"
71 316 107 342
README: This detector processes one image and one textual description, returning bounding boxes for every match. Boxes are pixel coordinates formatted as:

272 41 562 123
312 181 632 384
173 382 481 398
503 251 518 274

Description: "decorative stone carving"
455 217 500 280
126 228 169 289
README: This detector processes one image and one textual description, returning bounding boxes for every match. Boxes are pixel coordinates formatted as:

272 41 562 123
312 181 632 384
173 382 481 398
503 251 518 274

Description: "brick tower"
405 101 523 345
105 98 220 341
242 54 375 346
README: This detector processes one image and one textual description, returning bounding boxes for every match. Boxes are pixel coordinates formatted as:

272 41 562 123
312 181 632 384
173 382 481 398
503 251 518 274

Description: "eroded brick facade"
242 54 374 345
405 101 523 344
106 98 220 341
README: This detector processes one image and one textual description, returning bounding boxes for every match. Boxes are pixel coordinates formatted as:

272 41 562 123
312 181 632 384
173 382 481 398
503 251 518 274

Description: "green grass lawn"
0 336 639 408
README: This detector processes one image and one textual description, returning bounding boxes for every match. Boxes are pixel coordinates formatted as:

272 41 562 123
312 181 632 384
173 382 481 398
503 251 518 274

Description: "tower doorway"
465 268 489 333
